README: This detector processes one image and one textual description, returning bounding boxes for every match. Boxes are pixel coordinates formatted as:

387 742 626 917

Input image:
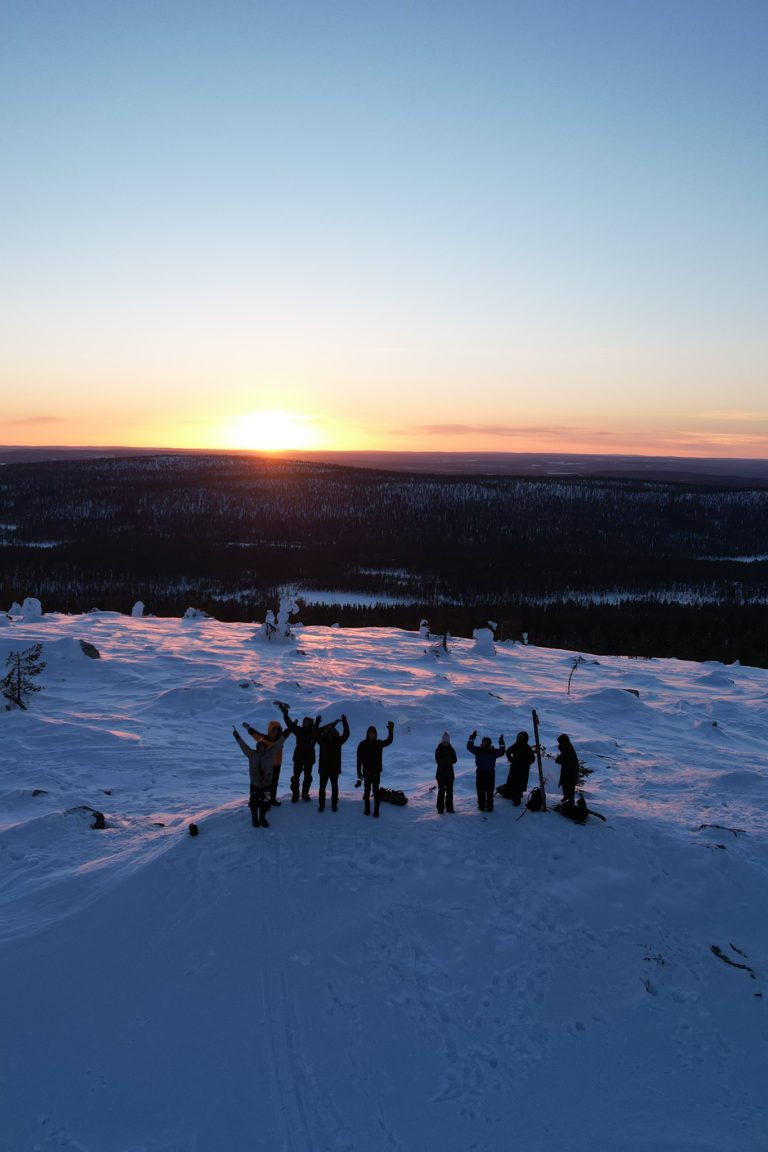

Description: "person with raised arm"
466 731 506 812
277 701 321 803
244 714 285 806
233 724 286 829
356 721 395 818
316 714 350 812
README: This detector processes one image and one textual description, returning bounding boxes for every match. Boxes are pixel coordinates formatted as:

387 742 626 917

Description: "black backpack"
378 787 408 806
558 793 607 823
526 787 543 812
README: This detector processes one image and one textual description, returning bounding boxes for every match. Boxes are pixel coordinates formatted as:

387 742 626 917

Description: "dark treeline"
1 453 767 665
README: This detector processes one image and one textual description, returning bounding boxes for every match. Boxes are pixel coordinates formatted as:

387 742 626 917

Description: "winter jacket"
234 730 286 791
467 738 506 773
556 745 579 796
434 742 457 783
280 707 321 765
317 716 350 776
505 740 535 780
357 725 394 779
244 719 285 767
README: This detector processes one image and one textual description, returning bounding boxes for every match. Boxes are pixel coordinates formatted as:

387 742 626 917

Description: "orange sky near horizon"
2 3 767 462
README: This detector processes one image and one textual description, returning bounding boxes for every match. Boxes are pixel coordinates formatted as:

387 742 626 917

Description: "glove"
355 778 362 788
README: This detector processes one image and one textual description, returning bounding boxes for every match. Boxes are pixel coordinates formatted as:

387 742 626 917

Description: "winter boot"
318 795 325 812
331 799 338 812
364 800 370 815
260 815 270 828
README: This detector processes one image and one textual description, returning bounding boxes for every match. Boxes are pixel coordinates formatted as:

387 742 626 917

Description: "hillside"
1 608 766 1150
3 453 768 665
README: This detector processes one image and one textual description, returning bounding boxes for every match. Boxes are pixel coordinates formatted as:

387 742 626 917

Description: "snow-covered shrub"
472 627 496 658
251 597 301 643
182 607 213 622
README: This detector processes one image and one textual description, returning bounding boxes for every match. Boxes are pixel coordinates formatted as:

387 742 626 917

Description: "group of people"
232 701 395 826
460 730 578 811
232 702 579 829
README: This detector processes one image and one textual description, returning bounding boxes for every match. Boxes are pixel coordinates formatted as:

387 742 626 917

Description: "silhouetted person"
278 702 321 802
435 731 457 813
356 722 394 817
245 716 285 805
316 714 350 812
503 731 536 805
466 731 506 812
233 725 286 828
556 733 579 803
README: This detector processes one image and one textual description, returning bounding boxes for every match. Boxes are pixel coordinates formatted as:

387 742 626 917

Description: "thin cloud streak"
3 415 69 426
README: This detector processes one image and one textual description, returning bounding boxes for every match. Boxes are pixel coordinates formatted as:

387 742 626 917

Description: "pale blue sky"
2 0 766 453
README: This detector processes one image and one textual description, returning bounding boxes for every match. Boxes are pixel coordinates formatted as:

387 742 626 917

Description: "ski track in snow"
1 613 768 1151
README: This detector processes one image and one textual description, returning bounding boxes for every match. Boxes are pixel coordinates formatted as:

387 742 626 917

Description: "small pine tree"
1 644 46 710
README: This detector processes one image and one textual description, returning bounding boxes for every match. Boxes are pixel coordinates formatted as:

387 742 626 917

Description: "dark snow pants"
318 771 339 811
291 757 314 801
436 782 454 813
363 772 381 816
249 788 269 826
476 770 495 811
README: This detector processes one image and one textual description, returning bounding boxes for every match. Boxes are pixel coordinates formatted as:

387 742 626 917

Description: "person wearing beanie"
434 731 457 813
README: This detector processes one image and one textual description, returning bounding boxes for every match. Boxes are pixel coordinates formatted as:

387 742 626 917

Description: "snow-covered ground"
1 611 766 1152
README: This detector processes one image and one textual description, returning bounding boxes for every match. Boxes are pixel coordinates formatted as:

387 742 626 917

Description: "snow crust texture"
1 613 767 1151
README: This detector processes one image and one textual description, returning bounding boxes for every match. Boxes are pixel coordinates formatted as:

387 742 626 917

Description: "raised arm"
278 701 300 736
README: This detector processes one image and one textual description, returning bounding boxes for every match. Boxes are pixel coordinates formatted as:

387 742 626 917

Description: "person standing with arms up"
316 714 350 812
466 731 506 812
233 725 286 828
244 715 285 806
277 702 321 803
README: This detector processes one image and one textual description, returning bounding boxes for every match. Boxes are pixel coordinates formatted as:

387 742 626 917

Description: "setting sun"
226 410 319 452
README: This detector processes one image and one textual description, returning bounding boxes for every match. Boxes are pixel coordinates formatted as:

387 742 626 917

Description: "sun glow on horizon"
224 410 321 452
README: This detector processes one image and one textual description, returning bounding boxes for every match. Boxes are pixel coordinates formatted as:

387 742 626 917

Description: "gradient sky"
2 0 767 455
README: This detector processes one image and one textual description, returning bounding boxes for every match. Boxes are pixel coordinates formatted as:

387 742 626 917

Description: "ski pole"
531 708 547 812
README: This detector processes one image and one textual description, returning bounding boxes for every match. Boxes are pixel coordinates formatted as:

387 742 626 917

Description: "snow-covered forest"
2 454 768 665
1 605 766 1150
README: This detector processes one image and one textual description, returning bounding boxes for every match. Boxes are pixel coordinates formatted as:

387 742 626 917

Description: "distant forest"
2 453 768 666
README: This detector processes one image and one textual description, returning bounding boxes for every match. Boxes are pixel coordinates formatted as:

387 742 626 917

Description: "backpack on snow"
557 793 606 823
378 787 408 806
525 787 543 812
557 794 589 824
